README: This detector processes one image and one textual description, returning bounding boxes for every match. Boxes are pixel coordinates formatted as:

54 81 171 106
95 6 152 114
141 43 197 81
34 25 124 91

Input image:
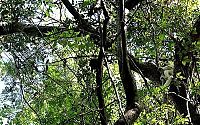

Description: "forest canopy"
0 0 200 125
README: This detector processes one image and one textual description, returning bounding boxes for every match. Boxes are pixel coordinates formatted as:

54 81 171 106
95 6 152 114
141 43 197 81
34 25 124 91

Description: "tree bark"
115 0 141 124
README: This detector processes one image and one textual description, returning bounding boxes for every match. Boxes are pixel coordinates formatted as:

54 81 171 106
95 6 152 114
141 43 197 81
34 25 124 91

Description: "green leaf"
159 34 165 41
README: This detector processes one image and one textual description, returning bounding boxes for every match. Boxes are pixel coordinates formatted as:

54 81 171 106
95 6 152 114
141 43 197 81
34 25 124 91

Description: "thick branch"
96 49 107 125
118 0 138 107
128 54 162 83
60 0 97 33
94 1 109 124
125 0 144 10
0 22 65 36
115 0 141 124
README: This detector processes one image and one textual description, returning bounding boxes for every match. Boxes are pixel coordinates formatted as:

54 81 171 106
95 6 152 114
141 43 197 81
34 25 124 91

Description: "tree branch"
128 54 162 84
167 15 200 125
0 22 65 36
96 49 107 125
115 0 141 124
125 0 144 10
61 0 99 40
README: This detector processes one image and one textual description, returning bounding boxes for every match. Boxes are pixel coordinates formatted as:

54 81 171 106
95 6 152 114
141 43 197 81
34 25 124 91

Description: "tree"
0 0 200 124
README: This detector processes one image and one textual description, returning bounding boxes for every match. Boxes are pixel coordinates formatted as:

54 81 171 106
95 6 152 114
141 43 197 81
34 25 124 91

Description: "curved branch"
61 0 99 37
115 0 141 124
128 53 162 83
20 84 42 124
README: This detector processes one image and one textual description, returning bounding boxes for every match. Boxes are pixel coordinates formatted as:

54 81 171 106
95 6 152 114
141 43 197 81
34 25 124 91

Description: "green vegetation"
0 0 200 124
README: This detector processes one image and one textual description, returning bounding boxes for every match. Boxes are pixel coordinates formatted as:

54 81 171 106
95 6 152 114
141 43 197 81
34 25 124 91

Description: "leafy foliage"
0 0 200 125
